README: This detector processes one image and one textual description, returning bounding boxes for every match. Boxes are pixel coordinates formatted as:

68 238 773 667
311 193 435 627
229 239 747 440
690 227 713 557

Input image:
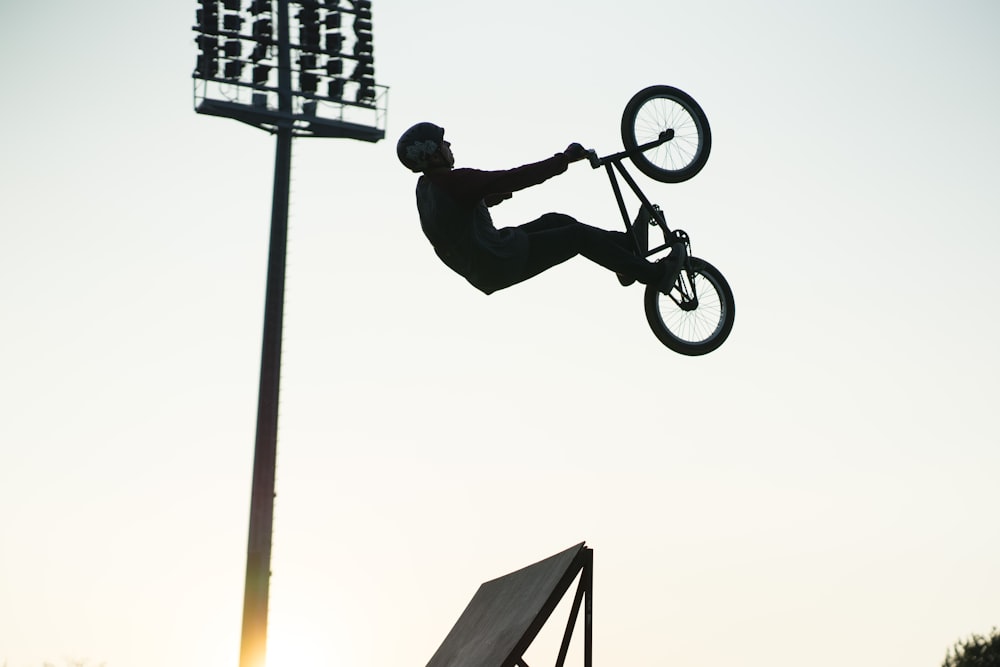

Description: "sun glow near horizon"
261 607 358 667
264 631 328 667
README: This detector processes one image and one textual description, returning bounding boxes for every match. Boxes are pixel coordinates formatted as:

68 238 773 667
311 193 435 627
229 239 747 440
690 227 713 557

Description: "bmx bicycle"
587 85 734 356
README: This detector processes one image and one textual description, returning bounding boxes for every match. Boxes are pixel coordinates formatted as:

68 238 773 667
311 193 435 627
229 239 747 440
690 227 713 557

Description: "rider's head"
397 122 451 172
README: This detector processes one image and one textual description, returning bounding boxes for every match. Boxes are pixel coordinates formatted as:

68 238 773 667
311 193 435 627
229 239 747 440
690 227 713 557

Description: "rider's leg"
515 213 661 285
522 214 636 262
520 212 635 257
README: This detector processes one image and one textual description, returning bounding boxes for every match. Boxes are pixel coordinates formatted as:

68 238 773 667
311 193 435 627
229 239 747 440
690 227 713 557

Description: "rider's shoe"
657 242 686 294
617 272 636 287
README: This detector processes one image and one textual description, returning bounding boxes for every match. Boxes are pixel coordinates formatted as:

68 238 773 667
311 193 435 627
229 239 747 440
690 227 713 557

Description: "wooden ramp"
426 543 593 667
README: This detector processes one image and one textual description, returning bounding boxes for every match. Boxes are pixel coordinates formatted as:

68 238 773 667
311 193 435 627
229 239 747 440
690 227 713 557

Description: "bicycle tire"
644 257 734 355
621 85 712 183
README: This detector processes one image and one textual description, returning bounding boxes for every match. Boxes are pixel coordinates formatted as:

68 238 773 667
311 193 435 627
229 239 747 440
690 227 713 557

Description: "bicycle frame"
587 133 682 259
586 135 707 314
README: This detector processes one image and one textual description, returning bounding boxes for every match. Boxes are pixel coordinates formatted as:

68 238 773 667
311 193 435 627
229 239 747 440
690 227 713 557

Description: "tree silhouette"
944 628 1000 667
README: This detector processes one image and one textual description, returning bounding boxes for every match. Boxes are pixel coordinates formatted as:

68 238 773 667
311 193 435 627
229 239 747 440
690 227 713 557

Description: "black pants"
513 213 660 286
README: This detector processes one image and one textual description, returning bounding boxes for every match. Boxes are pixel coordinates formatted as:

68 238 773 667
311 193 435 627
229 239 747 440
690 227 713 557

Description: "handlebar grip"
585 149 600 169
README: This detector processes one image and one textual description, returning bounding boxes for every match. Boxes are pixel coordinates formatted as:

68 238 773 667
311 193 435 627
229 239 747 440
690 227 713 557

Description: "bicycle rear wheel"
622 85 712 183
644 257 733 355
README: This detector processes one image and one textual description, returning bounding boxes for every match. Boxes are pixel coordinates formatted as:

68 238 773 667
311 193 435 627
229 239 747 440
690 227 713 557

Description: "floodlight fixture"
252 17 272 38
225 60 244 78
350 61 373 80
300 72 318 92
324 32 343 54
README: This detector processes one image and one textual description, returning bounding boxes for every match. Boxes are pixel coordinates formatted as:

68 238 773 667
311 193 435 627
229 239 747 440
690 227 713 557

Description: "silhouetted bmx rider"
397 122 679 295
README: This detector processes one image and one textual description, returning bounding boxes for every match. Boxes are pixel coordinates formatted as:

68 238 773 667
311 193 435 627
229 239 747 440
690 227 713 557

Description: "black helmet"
397 122 445 172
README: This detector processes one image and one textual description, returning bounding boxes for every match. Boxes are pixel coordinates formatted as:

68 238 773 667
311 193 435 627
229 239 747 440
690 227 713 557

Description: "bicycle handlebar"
585 129 675 169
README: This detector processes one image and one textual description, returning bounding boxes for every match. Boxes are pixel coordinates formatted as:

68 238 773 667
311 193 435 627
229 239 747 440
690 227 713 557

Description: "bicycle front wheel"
644 257 733 355
621 85 712 183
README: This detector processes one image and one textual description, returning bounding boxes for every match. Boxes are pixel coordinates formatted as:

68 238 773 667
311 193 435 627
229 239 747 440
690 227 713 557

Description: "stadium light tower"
191 3 387 667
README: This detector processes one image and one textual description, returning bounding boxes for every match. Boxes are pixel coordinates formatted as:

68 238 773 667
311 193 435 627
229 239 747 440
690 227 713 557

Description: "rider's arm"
429 151 577 205
484 192 513 207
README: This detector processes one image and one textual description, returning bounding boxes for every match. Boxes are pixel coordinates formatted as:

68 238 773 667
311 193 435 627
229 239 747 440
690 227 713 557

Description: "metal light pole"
239 5 292 666
191 3 387 666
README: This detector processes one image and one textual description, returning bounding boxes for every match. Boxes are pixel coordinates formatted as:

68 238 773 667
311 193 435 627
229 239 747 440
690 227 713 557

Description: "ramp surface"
426 543 587 667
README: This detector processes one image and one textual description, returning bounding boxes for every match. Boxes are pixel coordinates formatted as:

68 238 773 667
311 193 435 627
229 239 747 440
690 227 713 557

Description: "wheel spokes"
634 96 702 172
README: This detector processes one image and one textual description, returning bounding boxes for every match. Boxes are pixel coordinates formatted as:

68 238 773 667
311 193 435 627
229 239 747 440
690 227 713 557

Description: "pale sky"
1 2 998 667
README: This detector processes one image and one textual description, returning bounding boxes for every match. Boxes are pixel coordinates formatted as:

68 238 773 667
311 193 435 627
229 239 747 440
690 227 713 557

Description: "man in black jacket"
397 122 679 295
